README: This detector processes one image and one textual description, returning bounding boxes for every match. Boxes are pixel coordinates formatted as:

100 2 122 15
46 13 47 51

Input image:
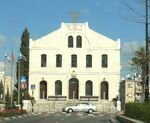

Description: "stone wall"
24 100 118 113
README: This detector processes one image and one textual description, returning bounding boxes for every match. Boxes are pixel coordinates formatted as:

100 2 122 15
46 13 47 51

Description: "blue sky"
0 0 147 77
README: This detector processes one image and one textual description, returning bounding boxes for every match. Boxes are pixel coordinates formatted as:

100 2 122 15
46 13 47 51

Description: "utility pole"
145 0 149 101
3 57 6 105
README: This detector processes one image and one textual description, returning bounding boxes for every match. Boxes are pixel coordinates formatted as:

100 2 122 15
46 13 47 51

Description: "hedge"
125 102 150 123
0 109 26 117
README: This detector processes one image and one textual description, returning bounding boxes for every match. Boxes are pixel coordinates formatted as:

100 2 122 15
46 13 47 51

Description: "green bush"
0 108 27 117
125 102 150 123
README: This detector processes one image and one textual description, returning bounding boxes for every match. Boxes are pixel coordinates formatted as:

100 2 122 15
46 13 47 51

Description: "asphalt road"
0 112 120 123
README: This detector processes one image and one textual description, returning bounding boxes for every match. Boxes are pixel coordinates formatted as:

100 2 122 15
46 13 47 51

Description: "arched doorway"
40 81 47 99
69 78 79 99
101 81 109 100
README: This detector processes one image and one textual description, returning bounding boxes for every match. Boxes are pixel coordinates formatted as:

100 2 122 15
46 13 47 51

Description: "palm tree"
132 47 150 101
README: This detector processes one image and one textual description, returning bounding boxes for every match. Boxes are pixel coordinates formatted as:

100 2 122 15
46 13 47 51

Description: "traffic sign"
31 84 35 90
20 83 27 89
20 76 27 83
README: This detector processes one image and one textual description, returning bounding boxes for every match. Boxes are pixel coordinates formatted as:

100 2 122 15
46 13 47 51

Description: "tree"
132 47 150 101
120 0 150 101
0 80 4 103
16 28 30 100
5 88 11 108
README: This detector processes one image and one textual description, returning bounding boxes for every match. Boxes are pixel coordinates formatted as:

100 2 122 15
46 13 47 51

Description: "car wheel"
68 108 73 113
88 109 93 114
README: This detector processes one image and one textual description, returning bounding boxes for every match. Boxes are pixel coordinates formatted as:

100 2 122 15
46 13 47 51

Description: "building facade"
120 78 143 108
29 22 120 102
0 71 13 96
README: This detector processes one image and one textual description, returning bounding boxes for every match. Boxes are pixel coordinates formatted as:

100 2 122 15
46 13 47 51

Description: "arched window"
55 80 62 95
41 54 47 67
102 54 108 68
71 54 77 67
76 35 82 48
56 54 62 67
85 81 93 96
86 55 92 67
101 81 109 100
68 36 73 48
40 81 47 99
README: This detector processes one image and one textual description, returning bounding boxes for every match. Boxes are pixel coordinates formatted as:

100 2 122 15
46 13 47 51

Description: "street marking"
3 117 10 121
12 116 16 119
17 115 22 118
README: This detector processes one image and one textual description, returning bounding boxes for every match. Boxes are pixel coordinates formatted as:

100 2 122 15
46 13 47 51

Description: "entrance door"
101 81 108 100
40 81 47 99
69 78 79 99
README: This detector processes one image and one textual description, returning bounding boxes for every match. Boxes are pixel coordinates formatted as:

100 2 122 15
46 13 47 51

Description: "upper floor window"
86 55 92 67
41 54 47 67
56 54 62 67
102 54 108 68
68 36 73 48
71 54 77 67
85 80 93 96
55 80 62 95
76 35 82 48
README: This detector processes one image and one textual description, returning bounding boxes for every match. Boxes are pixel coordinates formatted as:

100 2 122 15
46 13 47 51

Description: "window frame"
55 80 62 96
68 36 73 48
71 54 77 67
41 54 47 67
56 54 62 67
86 55 92 68
102 54 108 68
76 35 82 48
85 80 93 96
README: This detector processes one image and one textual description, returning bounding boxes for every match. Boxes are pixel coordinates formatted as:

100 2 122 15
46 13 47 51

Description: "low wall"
25 100 118 113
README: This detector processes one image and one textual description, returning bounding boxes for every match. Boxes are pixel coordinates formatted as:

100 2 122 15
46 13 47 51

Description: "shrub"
0 108 26 117
125 102 150 123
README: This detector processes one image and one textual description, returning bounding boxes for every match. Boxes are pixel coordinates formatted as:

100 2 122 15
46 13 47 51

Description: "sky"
0 0 148 77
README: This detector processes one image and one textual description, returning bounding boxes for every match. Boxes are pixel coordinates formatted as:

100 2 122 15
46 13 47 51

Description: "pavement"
0 112 38 122
0 111 118 122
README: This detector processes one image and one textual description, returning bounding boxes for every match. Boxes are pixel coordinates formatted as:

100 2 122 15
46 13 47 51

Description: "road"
0 112 120 123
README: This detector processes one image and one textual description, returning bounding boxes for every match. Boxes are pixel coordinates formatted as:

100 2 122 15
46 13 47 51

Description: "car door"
79 104 89 112
75 104 81 111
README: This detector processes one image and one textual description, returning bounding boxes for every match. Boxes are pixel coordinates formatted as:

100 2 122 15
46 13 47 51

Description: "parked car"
62 102 97 113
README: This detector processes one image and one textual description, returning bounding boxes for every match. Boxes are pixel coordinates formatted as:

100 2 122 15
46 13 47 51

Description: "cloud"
0 35 6 46
121 41 144 56
121 41 144 77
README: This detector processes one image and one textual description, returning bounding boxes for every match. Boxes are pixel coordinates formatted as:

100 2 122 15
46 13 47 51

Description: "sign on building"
31 84 35 90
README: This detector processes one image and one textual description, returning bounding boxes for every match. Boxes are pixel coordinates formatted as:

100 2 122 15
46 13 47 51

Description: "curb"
0 112 38 122
116 115 144 123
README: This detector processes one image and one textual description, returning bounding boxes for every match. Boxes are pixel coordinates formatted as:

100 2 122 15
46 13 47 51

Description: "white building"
29 22 120 102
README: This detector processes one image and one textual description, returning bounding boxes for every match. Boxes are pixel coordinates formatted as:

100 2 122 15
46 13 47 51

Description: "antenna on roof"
70 11 80 23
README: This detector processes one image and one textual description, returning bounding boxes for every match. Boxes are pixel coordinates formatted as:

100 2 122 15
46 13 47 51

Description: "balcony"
135 88 142 93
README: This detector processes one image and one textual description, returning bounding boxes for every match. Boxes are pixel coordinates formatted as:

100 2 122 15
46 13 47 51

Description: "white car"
62 102 97 114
